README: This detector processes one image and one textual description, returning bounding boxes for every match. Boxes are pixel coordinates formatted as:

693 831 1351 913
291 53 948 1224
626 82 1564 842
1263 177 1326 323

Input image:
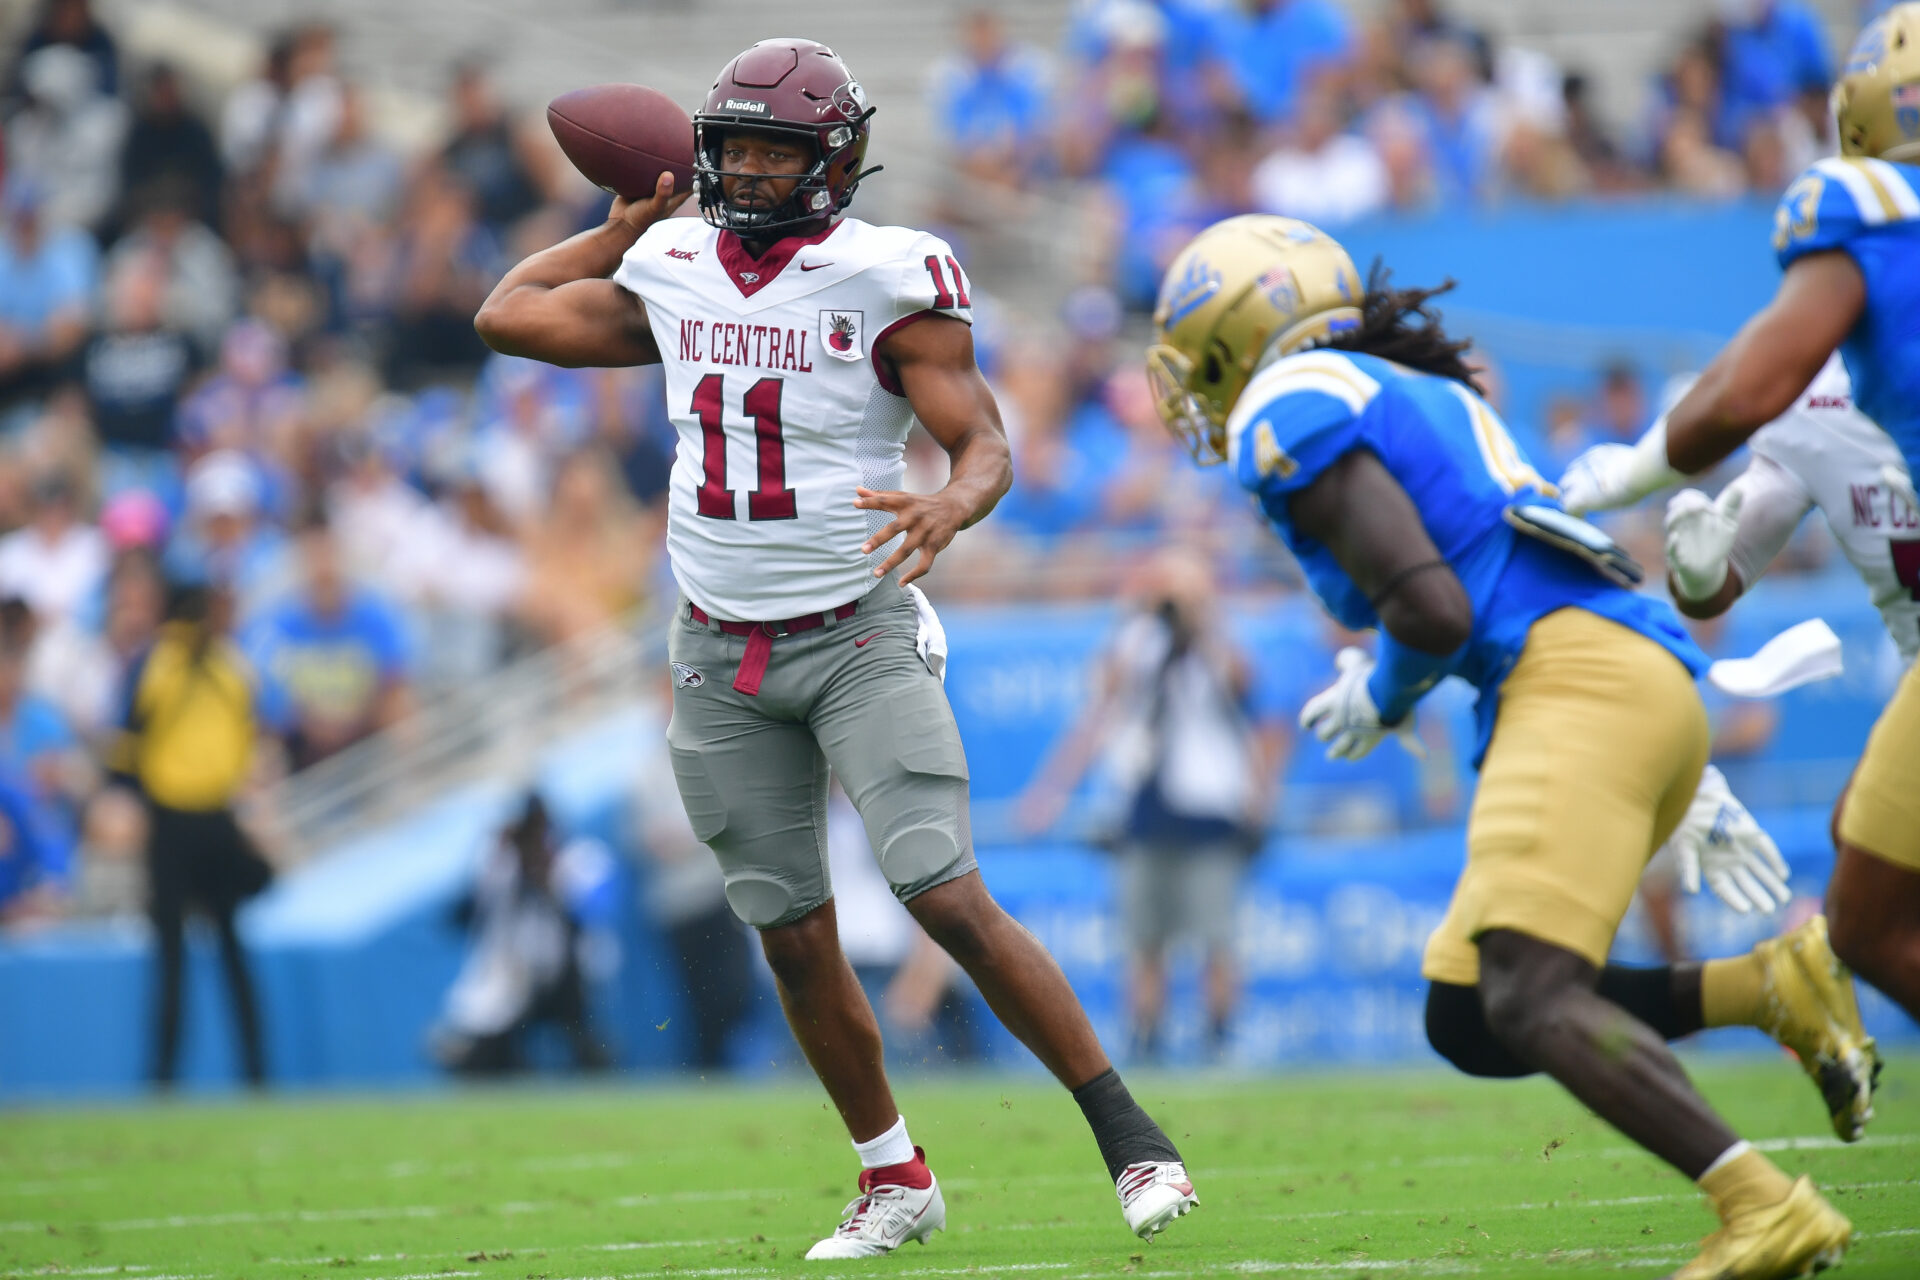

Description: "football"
547 84 697 201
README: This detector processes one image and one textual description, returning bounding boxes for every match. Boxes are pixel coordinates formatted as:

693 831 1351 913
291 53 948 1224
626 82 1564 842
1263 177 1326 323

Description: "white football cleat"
1117 1160 1199 1239
804 1152 945 1260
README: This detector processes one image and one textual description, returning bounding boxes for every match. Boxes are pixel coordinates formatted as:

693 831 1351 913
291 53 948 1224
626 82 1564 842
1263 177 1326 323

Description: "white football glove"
1659 764 1792 914
1664 486 1744 602
1557 420 1685 516
1299 647 1424 762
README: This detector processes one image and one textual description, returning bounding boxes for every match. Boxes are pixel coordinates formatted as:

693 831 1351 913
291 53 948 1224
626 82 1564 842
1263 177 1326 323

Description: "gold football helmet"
1146 214 1363 465
1834 3 1920 163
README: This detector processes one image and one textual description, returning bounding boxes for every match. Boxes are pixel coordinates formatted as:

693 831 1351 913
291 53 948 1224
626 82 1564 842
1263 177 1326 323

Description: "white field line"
10 1164 1914 1240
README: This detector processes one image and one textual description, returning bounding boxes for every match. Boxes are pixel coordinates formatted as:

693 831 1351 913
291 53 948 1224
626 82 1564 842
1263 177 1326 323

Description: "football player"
476 39 1196 1258
1555 3 1920 1034
1563 354 1917 663
1147 214 1865 1279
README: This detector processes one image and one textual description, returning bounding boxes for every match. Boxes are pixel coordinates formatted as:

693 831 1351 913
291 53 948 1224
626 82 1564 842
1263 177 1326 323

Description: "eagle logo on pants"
672 662 705 689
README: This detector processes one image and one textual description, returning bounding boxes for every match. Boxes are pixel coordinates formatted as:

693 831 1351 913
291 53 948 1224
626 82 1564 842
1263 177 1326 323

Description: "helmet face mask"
1147 215 1365 467
694 39 877 238
696 124 828 234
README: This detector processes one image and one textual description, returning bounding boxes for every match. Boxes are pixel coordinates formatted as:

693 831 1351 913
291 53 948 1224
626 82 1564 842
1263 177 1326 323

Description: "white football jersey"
612 215 972 621
1727 354 1920 664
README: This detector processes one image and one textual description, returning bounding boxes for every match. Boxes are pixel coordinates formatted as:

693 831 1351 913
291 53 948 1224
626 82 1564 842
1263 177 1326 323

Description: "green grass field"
2 1056 1915 1280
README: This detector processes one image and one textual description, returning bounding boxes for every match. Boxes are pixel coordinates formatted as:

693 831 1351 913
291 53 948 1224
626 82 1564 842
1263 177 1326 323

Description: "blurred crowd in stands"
0 0 1867 932
931 0 1848 306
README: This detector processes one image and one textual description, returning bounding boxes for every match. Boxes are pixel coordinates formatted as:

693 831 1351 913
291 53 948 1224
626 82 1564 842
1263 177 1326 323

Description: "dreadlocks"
1325 259 1484 396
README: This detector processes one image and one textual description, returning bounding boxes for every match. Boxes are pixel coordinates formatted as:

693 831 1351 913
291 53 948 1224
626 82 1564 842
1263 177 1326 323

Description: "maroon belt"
689 600 859 696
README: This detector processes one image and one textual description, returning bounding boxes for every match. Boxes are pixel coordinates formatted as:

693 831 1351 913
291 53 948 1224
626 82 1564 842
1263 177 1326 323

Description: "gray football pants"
665 577 977 929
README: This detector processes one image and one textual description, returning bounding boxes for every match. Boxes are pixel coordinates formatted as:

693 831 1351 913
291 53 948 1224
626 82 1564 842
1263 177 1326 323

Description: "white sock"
1700 1139 1753 1181
852 1115 914 1169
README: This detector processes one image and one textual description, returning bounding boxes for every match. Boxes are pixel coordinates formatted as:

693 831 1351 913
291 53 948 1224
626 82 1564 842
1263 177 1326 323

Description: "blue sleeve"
1773 162 1866 268
50 233 100 313
242 618 293 730
1230 387 1365 503
364 599 411 681
1366 632 1461 727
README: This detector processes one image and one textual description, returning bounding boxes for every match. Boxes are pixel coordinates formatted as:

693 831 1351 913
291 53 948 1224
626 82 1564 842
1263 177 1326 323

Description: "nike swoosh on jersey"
800 261 832 271
853 630 888 647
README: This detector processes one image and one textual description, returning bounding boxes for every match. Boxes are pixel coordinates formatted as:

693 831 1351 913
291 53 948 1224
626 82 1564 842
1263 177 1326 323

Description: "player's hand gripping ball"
548 84 696 201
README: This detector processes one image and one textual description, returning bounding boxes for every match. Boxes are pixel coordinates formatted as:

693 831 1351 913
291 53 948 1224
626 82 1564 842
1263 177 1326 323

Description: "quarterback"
1559 4 1920 1031
1147 214 1868 1278
477 39 1196 1257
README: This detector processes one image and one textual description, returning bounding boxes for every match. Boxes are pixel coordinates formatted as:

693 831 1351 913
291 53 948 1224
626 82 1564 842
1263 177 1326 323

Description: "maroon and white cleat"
805 1146 946 1259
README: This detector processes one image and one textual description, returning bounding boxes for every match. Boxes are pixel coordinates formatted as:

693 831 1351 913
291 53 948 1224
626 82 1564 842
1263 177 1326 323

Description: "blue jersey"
1774 155 1920 473
1225 349 1708 764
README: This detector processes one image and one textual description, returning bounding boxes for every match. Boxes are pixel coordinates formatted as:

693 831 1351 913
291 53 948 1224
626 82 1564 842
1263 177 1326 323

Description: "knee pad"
1424 981 1535 1079
724 874 810 930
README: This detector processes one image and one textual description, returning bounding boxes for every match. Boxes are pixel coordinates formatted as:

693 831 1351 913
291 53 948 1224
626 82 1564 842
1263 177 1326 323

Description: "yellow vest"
127 624 256 811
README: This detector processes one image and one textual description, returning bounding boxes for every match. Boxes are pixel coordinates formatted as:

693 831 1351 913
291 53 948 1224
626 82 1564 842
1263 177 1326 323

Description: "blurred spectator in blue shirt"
0 768 61 928
1206 0 1354 126
930 9 1054 190
176 320 303 455
0 602 86 868
1067 0 1226 129
247 512 413 769
0 179 97 410
1391 35 1503 206
164 450 292 616
1717 0 1830 136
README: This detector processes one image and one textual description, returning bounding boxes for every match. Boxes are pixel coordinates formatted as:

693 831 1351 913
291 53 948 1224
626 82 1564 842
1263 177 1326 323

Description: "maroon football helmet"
694 38 879 236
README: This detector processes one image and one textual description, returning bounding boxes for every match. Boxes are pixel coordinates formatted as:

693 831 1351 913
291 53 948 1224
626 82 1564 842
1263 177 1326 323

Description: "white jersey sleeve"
1723 452 1815 592
610 217 982 622
1745 354 1920 666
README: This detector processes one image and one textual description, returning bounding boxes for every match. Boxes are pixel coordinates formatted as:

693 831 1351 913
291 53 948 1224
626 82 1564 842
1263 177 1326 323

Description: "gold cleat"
1754 915 1882 1143
1667 1176 1850 1280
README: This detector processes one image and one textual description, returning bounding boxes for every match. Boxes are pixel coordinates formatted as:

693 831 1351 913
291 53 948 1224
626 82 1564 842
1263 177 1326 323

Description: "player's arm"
1560 252 1865 515
1288 449 1473 726
857 314 1012 587
474 173 687 368
1666 252 1865 472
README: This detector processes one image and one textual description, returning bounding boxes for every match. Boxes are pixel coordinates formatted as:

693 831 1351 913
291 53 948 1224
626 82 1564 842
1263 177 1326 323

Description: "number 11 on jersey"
692 374 797 521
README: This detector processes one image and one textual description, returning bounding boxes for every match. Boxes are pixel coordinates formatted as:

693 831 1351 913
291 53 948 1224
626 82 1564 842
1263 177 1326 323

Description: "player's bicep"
884 313 1004 452
1288 449 1473 653
1725 455 1814 589
475 278 659 368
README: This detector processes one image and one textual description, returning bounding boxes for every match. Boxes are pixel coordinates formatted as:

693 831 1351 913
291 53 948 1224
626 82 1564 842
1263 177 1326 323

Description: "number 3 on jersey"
692 374 796 521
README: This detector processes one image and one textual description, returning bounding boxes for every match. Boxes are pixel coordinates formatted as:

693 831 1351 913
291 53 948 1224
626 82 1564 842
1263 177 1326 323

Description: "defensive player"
1564 354 1917 663
1147 214 1868 1278
476 39 1196 1257
1557 4 1920 1029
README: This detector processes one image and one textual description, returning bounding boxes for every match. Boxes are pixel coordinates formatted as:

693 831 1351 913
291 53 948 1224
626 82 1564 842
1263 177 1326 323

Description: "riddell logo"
666 248 698 261
723 98 770 115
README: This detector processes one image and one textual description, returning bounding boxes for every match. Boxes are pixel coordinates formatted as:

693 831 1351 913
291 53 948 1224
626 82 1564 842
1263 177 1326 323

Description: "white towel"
905 584 947 683
1707 618 1845 698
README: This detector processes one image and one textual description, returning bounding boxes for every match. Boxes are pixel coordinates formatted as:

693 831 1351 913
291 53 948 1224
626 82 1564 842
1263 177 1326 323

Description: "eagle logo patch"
821 309 865 361
671 662 705 689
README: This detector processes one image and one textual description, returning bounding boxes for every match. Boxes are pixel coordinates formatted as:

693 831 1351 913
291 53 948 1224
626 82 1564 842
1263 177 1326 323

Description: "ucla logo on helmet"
1162 256 1222 325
